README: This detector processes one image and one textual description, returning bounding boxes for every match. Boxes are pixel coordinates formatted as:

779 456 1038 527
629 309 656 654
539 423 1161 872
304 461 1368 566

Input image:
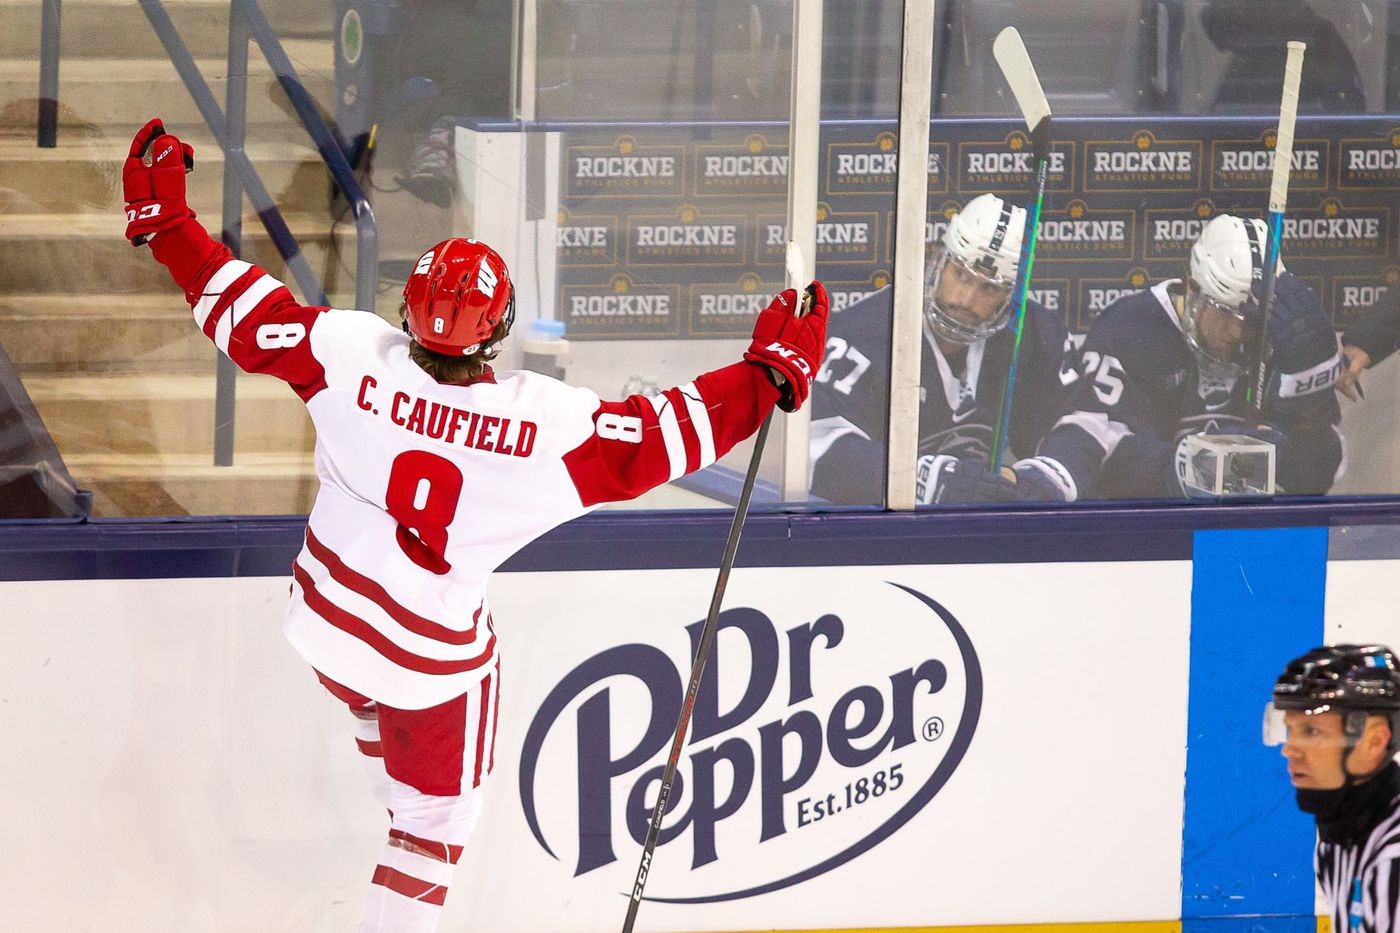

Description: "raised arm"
123 118 332 400
564 284 829 506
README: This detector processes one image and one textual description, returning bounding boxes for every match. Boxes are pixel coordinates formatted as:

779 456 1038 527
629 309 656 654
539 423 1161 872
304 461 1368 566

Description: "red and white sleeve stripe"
190 258 328 400
647 381 716 481
563 361 777 506
150 216 329 400
193 260 278 353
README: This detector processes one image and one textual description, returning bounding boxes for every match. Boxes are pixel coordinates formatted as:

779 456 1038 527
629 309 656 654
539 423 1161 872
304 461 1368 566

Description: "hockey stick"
1248 40 1306 415
989 26 1052 474
619 243 812 933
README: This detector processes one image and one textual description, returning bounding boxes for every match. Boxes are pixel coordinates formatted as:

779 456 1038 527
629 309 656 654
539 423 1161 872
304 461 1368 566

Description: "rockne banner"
553 115 1400 340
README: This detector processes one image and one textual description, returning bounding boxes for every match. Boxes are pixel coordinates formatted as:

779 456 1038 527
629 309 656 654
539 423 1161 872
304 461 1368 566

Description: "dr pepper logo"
518 582 982 901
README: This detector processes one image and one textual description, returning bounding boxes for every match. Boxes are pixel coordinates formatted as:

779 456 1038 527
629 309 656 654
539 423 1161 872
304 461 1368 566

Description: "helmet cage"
923 246 1016 345
1181 275 1259 373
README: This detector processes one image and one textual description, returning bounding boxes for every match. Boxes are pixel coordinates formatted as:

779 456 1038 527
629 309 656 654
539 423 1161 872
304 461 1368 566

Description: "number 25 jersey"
150 218 777 709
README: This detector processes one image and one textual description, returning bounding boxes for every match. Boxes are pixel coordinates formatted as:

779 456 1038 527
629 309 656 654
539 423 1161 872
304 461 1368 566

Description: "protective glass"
923 248 1016 345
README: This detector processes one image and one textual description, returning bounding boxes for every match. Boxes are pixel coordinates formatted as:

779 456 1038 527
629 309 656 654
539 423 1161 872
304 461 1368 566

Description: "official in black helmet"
1265 644 1400 932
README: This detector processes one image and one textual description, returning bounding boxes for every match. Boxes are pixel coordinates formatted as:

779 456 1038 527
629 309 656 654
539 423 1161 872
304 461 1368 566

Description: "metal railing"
36 0 59 147
37 0 380 465
139 0 379 464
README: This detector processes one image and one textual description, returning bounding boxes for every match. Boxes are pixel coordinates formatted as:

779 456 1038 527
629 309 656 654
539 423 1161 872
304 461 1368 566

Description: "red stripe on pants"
317 670 499 797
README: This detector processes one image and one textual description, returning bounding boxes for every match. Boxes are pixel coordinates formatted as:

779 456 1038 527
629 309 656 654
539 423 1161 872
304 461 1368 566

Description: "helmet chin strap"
1337 711 1399 785
1340 748 1389 786
1297 744 1394 832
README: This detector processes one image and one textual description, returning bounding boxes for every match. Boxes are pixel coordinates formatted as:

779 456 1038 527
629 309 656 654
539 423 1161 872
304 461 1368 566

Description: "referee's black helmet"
1273 644 1400 752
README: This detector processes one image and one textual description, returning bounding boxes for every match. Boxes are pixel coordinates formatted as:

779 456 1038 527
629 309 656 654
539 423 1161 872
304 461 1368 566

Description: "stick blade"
993 27 1051 134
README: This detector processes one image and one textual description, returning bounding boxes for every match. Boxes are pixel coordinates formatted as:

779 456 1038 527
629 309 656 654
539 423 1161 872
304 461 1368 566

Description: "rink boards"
2 506 1396 933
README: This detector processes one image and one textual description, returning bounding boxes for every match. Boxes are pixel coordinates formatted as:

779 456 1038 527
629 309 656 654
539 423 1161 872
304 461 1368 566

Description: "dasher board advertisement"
10 518 1393 933
449 561 1192 932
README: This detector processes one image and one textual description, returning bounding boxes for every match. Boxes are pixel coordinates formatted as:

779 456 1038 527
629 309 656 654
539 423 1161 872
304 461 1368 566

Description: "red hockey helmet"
402 238 515 355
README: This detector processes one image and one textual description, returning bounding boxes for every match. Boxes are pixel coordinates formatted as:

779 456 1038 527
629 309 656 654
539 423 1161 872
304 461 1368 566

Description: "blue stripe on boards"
1181 527 1327 933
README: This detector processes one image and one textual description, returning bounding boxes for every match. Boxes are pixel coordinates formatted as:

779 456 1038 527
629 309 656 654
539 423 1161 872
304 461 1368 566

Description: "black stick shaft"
619 411 773 933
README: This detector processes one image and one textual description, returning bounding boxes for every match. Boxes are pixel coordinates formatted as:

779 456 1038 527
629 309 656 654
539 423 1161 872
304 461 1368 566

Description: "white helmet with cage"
924 193 1026 344
1182 213 1277 371
1190 213 1275 307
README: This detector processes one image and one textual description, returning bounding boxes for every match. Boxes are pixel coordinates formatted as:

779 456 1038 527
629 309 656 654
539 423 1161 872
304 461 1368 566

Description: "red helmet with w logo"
402 238 515 355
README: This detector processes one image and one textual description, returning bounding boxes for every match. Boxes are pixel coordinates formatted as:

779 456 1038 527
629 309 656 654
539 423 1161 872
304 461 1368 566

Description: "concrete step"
1 0 243 61
0 294 209 371
24 371 315 456
0 212 357 298
0 44 335 131
61 450 318 517
0 134 331 215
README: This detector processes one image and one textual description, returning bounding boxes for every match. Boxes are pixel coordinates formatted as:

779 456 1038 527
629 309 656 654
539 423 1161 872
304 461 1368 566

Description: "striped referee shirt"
1317 797 1400 932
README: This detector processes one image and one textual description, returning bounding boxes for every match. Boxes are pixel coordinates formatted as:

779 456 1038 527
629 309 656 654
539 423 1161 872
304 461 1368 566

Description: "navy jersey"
809 286 1076 504
1039 279 1344 499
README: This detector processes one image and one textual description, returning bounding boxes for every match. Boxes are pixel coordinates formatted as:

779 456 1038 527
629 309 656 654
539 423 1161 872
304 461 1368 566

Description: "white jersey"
153 222 777 708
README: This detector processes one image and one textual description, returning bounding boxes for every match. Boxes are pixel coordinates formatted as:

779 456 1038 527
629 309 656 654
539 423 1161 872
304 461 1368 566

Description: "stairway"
0 0 746 518
0 0 369 516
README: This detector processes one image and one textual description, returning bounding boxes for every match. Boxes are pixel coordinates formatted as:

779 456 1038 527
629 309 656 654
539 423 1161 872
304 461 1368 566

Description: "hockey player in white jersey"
122 118 828 933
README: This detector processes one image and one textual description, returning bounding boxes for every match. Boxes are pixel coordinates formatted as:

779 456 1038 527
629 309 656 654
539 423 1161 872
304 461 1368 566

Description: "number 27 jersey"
151 220 776 709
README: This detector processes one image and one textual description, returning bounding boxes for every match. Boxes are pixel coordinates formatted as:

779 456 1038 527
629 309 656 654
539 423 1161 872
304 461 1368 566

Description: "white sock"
357 829 461 933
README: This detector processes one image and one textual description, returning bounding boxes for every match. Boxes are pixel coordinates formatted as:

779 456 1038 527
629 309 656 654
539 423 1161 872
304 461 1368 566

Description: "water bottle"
521 319 568 380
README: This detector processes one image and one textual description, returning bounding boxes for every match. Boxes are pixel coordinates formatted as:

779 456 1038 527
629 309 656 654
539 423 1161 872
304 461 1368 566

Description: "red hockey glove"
743 280 829 412
123 118 195 246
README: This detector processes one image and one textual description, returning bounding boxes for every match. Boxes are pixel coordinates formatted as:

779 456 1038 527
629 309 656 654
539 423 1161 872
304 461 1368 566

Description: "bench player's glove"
917 454 1074 504
744 280 829 412
1260 272 1342 421
123 117 195 246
